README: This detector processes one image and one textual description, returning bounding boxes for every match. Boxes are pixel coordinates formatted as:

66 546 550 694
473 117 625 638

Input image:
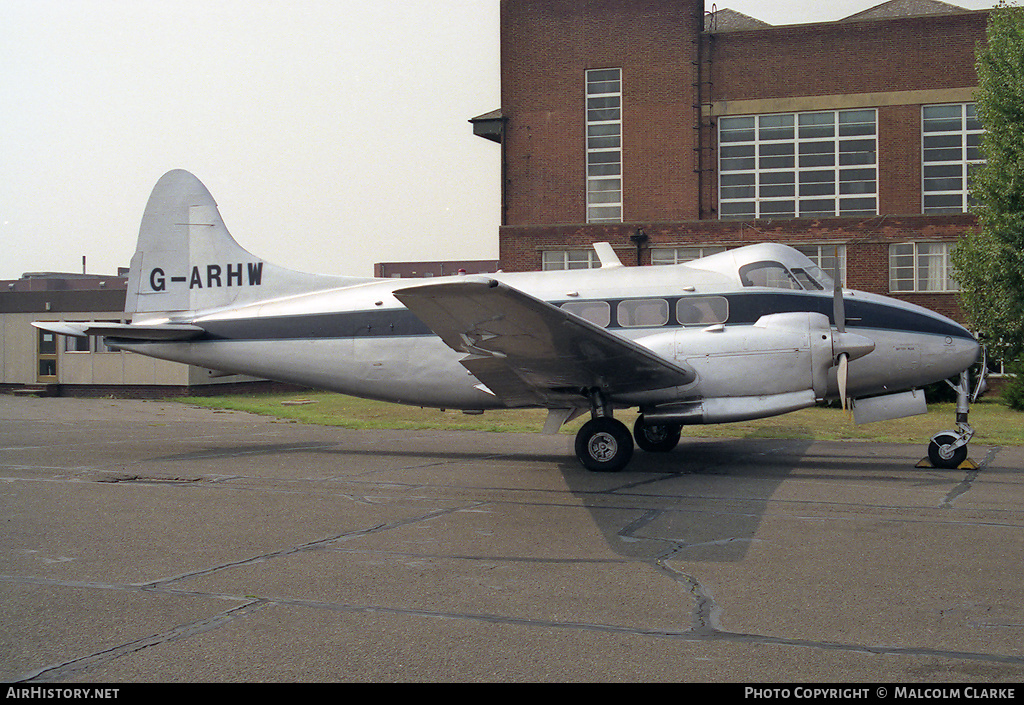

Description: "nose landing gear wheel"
919 368 979 470
574 417 633 472
927 432 969 470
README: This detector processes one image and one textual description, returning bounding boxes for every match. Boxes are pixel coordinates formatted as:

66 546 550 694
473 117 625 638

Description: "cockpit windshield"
791 268 823 290
801 262 835 291
739 260 833 291
739 261 801 289
691 244 838 292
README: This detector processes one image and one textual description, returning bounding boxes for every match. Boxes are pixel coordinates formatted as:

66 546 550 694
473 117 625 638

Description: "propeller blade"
838 352 850 411
833 283 846 334
833 247 846 334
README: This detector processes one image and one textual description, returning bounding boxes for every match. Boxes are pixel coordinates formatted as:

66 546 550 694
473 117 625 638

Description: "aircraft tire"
927 433 968 469
633 417 682 453
575 418 634 472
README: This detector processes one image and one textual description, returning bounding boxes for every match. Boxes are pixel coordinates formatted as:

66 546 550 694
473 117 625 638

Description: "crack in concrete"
10 567 1024 684
15 599 269 683
941 446 1001 508
140 502 483 590
617 508 723 635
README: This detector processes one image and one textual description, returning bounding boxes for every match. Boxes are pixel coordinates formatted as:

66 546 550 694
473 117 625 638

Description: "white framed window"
794 244 846 284
985 347 1018 377
586 68 622 223
922 103 984 214
542 249 601 270
719 109 877 220
65 336 91 352
650 246 726 265
889 242 959 292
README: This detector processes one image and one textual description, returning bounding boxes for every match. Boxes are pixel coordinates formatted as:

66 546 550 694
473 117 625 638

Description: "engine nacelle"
670 311 838 400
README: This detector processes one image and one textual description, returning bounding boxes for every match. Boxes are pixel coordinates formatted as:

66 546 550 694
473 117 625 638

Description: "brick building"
474 0 989 323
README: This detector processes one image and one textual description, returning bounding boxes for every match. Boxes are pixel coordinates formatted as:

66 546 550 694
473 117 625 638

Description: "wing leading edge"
394 278 696 407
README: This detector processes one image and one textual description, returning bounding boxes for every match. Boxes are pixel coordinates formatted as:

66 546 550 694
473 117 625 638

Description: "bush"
923 379 959 404
1000 362 1024 411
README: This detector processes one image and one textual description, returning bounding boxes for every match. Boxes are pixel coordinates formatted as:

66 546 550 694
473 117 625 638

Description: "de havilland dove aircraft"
36 170 983 472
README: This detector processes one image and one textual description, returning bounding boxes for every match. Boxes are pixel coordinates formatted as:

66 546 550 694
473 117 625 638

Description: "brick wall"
878 104 922 214
500 4 988 227
710 13 986 101
500 0 703 225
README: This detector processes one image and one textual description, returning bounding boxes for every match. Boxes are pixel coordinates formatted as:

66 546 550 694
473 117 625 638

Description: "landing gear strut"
923 367 982 470
573 389 634 472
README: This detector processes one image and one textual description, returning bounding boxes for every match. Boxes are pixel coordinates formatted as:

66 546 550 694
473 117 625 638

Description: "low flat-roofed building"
374 259 500 278
1 272 280 396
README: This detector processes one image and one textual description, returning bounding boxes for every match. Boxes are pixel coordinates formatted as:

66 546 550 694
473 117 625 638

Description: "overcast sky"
1 0 996 280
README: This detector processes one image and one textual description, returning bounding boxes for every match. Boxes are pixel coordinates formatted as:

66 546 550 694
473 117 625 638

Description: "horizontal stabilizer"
32 321 205 341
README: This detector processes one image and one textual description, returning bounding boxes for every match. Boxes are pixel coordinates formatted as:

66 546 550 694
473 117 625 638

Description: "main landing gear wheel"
927 432 969 470
574 417 633 472
633 417 682 453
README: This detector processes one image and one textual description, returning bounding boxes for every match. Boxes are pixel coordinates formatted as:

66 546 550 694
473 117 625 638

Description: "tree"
953 1 1024 406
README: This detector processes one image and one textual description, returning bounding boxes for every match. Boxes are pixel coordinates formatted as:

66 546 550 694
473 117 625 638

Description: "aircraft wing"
32 321 204 341
394 278 695 407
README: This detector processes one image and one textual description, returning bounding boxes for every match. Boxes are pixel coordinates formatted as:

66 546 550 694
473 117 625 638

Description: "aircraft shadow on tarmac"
149 433 940 565
555 436 820 564
553 435 962 564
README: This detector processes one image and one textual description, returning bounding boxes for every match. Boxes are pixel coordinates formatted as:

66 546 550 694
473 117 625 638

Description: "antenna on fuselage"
592 242 624 269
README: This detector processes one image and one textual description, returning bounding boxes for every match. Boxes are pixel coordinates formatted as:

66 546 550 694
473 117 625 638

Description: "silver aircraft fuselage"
115 245 979 424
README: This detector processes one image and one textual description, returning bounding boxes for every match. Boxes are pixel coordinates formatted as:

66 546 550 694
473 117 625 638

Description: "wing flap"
32 321 204 341
394 279 695 406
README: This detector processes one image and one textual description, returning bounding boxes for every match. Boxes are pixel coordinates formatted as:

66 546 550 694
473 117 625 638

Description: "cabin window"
739 261 802 290
617 299 669 327
676 296 729 326
794 244 845 285
561 301 611 328
790 268 824 291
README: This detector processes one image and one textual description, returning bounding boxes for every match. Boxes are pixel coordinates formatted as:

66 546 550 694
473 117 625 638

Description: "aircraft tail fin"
125 170 371 322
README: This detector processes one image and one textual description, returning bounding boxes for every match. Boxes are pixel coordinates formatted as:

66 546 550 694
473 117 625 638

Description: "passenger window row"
561 296 729 329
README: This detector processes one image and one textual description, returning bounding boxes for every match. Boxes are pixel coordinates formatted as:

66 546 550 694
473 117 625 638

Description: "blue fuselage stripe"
191 291 972 342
